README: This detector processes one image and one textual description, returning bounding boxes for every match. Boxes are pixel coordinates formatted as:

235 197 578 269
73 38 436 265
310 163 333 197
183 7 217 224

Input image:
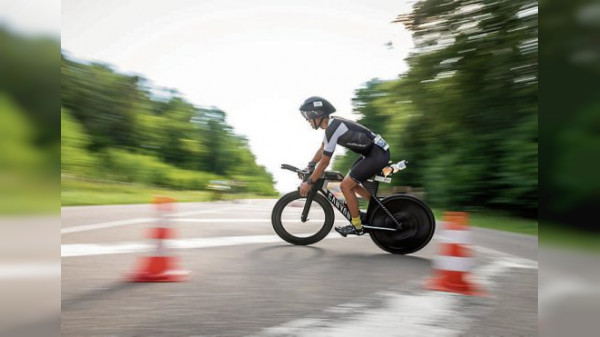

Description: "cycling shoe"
335 225 364 237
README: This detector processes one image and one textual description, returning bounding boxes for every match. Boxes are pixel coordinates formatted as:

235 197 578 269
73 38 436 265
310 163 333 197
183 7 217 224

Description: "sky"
9 0 415 193
0 0 61 35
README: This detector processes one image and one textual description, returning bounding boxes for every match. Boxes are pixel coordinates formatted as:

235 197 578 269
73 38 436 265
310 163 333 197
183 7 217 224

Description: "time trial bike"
271 161 436 254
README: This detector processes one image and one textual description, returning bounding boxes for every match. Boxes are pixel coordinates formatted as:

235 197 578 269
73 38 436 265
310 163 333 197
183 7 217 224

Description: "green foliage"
60 53 276 195
336 0 538 217
0 94 41 170
61 177 214 206
540 0 600 230
493 112 538 213
101 149 219 190
0 29 60 147
61 108 98 176
0 94 57 213
0 28 62 214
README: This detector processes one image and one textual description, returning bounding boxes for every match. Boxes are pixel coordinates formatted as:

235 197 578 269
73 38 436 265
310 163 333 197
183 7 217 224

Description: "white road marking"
472 246 538 266
167 205 243 217
251 292 469 337
250 257 538 337
437 229 471 244
472 257 538 291
62 242 151 257
0 263 60 279
61 206 250 234
432 256 474 272
62 217 349 235
61 232 356 257
172 218 348 223
437 234 538 266
61 218 155 235
230 207 277 211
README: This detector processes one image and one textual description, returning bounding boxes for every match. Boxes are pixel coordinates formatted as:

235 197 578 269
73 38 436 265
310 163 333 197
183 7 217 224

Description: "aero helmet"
299 96 336 120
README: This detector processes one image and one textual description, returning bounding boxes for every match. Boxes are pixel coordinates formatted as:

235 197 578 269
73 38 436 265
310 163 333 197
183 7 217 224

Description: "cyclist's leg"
337 176 364 236
340 176 361 219
347 146 391 202
337 148 390 237
347 155 372 201
355 184 371 200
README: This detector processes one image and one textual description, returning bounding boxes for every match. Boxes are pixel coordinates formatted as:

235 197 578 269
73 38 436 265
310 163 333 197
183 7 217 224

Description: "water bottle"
383 160 407 177
392 160 407 173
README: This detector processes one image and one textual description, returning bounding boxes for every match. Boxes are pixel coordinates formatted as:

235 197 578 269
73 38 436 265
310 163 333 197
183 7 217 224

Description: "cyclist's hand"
299 181 312 197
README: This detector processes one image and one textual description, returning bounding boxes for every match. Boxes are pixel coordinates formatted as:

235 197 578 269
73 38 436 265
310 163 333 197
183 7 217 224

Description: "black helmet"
299 96 336 120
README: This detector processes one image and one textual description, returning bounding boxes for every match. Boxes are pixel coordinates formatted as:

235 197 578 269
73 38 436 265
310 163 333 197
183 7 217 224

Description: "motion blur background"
1 0 60 336
0 0 598 336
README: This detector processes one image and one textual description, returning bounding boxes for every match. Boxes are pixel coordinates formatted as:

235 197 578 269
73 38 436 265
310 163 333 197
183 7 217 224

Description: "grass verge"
61 178 268 206
433 209 538 236
540 222 600 252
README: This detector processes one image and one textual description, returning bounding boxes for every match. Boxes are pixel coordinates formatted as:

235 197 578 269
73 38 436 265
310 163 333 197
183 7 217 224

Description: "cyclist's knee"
340 177 358 192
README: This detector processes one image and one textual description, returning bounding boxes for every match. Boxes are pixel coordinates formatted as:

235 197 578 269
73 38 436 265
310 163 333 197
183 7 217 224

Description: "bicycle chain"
372 197 403 230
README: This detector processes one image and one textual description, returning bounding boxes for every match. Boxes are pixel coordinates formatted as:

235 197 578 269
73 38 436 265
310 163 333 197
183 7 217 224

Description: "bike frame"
303 176 399 232
319 180 353 221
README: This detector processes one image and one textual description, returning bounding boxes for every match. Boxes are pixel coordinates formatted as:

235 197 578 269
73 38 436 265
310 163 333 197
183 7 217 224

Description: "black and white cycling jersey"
323 117 381 157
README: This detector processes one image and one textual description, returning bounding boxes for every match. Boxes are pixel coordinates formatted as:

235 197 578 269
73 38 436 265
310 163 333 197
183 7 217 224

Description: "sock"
351 217 363 229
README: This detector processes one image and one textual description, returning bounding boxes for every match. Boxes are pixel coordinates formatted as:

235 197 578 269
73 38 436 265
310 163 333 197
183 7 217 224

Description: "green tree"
61 108 97 176
61 53 277 195
337 0 538 217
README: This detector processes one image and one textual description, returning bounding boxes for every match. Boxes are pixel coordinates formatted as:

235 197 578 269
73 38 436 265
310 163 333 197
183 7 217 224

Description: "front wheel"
368 194 436 254
271 191 335 245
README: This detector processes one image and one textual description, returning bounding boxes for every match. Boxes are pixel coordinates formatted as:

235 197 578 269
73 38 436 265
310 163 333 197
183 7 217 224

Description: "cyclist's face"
307 118 318 129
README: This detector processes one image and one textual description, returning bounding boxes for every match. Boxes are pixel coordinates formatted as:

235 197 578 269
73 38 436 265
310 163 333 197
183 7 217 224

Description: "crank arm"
362 225 397 232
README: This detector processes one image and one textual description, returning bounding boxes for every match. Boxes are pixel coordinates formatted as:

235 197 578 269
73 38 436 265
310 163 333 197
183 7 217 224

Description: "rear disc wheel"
368 196 435 254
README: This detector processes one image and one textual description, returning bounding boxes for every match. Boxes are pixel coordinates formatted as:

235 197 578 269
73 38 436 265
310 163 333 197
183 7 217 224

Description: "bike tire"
368 194 436 254
271 191 335 245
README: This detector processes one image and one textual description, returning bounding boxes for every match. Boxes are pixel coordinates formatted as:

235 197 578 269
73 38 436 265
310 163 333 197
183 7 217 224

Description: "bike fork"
301 189 316 222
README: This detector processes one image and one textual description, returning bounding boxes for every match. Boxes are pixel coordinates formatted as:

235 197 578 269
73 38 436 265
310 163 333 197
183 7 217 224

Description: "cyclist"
298 96 390 237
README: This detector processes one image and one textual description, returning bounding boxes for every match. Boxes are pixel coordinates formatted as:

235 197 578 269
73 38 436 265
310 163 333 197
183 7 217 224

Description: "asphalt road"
60 199 538 337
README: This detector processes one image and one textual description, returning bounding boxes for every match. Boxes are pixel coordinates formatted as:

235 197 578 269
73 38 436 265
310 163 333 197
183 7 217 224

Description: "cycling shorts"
348 145 390 183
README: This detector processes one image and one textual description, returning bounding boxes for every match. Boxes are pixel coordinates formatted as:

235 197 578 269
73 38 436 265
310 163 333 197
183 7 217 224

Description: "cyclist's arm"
308 153 331 184
309 143 325 165
307 121 345 182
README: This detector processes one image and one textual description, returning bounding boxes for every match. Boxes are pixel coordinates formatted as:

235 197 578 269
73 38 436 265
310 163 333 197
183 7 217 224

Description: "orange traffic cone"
127 197 190 282
425 212 484 296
